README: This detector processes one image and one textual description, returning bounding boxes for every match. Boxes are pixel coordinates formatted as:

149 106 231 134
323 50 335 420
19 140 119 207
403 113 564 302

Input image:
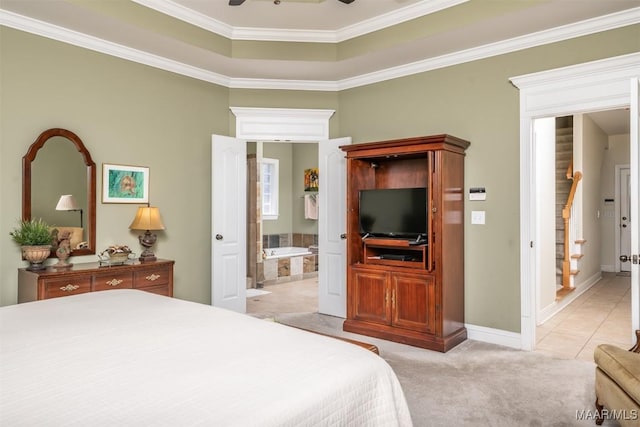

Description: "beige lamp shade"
55 195 79 211
129 206 165 231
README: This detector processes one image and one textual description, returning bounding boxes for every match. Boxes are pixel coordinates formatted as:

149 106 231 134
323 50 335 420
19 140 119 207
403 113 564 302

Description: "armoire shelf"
340 134 470 352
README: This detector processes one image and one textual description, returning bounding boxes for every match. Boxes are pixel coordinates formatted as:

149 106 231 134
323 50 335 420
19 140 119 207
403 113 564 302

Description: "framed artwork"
102 163 149 203
304 168 319 191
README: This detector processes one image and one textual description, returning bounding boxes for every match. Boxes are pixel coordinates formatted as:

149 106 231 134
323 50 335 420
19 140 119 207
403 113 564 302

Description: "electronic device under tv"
359 187 427 240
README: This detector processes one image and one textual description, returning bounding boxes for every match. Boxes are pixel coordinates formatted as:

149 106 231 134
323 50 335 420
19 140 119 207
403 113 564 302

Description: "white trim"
132 0 468 43
230 107 335 141
615 164 631 272
465 324 522 350
0 9 232 88
511 53 640 351
1 7 638 91
339 8 640 91
537 271 602 325
261 157 279 220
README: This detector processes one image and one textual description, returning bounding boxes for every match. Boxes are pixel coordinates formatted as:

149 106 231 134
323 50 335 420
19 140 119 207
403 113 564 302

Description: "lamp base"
138 255 157 262
138 231 158 262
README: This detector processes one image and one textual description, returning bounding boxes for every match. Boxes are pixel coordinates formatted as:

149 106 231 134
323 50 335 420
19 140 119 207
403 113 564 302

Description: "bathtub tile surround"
267 235 279 249
303 256 316 273
290 256 303 276
263 258 278 281
292 233 317 248
255 234 319 287
278 258 290 277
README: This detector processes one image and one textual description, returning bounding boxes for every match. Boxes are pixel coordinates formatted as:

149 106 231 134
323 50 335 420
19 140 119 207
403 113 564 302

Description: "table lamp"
129 206 165 262
56 194 83 227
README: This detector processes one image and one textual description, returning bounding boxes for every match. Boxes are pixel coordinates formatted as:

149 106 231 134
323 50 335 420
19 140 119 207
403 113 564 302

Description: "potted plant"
10 218 55 271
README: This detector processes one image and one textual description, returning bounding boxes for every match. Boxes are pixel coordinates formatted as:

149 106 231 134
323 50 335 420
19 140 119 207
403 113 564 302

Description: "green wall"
1 24 638 335
338 25 640 332
0 28 229 305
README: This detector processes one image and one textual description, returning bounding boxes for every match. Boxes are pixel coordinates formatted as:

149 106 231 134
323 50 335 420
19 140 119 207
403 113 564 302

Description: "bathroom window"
262 158 279 220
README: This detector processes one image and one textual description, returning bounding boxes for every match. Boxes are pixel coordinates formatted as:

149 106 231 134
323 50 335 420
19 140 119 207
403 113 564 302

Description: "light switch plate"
471 211 485 225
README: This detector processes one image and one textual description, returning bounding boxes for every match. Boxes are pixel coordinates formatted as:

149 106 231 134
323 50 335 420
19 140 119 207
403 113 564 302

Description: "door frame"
228 107 336 309
511 52 640 350
616 165 631 272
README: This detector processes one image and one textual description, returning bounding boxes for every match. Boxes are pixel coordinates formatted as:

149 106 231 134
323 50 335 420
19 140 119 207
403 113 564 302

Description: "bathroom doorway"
246 141 320 318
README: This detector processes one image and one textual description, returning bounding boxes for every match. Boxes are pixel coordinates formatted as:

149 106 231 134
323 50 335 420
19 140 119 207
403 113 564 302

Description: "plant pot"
22 245 51 271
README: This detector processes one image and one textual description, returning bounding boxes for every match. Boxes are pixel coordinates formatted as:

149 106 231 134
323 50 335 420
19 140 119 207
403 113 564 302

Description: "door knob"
622 224 627 228
620 255 629 262
622 216 627 220
340 233 347 239
215 234 223 240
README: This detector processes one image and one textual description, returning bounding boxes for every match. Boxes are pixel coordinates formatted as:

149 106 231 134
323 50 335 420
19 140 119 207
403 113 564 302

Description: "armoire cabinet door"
350 267 391 325
392 272 436 334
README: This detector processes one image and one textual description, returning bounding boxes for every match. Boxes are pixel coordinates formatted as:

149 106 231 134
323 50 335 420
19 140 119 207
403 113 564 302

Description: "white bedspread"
1 290 412 426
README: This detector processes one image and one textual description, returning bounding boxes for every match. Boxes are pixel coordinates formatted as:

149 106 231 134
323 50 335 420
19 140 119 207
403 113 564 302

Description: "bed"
0 289 412 426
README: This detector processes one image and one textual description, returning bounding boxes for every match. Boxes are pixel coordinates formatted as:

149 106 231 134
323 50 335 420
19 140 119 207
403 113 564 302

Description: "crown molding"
336 7 640 90
228 78 339 91
1 7 638 92
0 9 232 87
131 0 236 38
335 0 468 43
132 0 469 43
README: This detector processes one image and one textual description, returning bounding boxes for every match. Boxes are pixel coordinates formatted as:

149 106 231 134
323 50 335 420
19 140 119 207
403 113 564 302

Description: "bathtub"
264 246 312 260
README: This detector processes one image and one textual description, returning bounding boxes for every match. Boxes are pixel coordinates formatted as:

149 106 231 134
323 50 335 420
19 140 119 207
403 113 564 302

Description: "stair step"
571 254 584 260
570 269 580 276
556 287 575 301
575 239 586 244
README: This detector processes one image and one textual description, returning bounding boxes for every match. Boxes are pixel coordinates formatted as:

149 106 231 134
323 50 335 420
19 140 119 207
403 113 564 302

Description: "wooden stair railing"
561 165 582 291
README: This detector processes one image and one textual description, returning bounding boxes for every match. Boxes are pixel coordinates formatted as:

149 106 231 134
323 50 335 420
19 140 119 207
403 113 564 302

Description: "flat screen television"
359 187 427 239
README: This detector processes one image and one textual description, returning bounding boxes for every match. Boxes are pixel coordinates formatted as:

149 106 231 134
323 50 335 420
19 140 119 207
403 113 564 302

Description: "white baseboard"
537 271 602 325
466 323 522 350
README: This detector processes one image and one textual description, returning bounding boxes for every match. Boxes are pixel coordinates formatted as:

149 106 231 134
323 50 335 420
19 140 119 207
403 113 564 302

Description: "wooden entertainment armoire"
340 134 470 352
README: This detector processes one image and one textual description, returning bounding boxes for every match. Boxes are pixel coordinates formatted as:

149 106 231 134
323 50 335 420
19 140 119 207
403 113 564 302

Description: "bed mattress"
1 289 412 426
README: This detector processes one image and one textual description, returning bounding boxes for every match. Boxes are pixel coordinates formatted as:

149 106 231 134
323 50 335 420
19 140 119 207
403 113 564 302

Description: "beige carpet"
273 312 620 427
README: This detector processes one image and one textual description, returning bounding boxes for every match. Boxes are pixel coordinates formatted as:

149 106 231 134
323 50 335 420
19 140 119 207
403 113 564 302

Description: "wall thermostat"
469 187 486 201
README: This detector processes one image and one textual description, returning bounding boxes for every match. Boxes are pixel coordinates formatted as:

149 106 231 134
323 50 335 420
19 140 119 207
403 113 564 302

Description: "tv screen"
359 188 427 239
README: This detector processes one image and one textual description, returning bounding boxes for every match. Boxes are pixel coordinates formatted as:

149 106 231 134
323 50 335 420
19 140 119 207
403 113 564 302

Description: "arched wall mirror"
22 128 96 257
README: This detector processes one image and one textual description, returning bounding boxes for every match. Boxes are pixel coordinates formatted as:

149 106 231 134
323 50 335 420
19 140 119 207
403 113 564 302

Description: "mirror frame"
22 128 97 257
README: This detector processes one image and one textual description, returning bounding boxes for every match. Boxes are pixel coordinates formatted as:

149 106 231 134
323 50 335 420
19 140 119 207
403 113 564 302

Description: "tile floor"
246 275 319 319
535 272 633 361
246 272 634 361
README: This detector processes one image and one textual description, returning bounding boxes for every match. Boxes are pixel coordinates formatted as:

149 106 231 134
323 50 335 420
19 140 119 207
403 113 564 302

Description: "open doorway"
533 109 633 360
214 107 347 318
510 55 639 352
246 141 320 318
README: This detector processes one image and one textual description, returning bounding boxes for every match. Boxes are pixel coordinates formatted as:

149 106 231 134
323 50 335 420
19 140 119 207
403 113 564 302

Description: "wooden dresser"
18 259 174 303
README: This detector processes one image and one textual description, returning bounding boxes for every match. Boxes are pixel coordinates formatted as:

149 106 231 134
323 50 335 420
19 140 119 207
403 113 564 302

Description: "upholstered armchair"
594 330 640 426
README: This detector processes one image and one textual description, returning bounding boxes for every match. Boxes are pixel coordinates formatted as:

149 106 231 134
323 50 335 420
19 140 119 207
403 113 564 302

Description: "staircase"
555 116 583 299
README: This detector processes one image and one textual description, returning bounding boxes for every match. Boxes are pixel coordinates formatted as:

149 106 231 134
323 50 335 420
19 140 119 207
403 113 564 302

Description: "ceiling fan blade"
338 0 355 3
229 0 246 5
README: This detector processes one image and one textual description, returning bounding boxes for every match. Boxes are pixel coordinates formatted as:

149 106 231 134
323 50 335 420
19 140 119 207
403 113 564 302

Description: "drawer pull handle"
145 274 161 282
106 279 123 287
60 284 80 292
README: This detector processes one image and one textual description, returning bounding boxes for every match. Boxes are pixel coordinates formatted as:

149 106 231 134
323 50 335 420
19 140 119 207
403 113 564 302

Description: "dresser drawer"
139 284 172 297
133 266 170 290
44 277 92 299
93 271 134 291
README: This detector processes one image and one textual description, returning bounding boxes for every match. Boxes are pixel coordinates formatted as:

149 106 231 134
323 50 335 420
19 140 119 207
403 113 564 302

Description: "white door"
630 78 640 334
318 137 351 317
620 167 631 272
212 134 247 312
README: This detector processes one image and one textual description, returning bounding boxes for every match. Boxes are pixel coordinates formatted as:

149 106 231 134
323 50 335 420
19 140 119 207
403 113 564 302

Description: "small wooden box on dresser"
341 135 469 353
18 259 174 303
